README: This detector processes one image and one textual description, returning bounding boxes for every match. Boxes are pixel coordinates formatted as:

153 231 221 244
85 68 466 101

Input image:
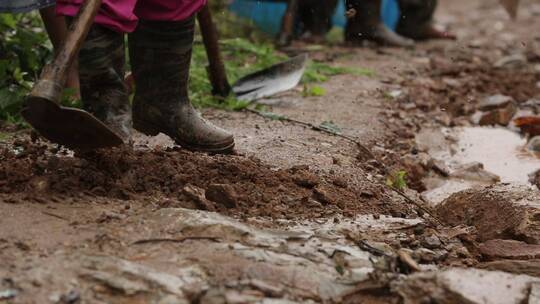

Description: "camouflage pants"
77 17 195 139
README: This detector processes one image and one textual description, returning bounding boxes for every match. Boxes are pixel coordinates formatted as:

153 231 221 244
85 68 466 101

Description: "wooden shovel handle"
39 0 102 88
197 5 231 97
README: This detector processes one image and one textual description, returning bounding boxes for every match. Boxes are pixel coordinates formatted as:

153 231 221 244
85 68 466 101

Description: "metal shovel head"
21 96 124 151
232 53 308 102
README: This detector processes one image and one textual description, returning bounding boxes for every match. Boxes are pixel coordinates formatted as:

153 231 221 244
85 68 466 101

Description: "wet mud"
0 139 406 219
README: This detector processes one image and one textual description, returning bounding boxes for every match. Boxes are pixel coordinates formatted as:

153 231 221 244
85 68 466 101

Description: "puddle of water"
419 127 540 205
452 127 540 184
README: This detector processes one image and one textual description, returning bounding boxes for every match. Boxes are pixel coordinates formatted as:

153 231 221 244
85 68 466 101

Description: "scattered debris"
393 268 540 304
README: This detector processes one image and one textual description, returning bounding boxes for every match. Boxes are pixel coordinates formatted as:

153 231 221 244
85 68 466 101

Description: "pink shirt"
56 0 206 33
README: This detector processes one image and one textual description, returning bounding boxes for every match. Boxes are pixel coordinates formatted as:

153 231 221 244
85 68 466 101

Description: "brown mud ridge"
0 139 408 219
401 56 540 117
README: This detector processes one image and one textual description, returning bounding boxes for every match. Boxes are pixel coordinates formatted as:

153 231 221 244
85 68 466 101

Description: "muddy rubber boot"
397 0 455 40
397 0 435 39
297 0 338 41
345 0 414 47
129 18 235 153
78 24 132 142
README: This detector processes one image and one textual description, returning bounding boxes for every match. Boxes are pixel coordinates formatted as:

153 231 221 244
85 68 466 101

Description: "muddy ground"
2 0 540 303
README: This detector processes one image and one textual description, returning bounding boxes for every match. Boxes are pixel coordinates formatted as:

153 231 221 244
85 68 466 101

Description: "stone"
205 184 239 209
527 136 540 153
450 162 500 183
478 259 540 277
436 184 540 243
422 235 442 249
393 268 540 304
413 248 437 263
529 169 540 190
493 53 527 68
183 184 216 211
479 239 540 260
479 101 517 126
478 94 515 111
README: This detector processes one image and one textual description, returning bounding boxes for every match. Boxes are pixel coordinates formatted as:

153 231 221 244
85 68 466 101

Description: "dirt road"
1 0 540 303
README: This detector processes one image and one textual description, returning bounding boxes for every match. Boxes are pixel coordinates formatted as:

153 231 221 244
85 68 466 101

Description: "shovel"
21 0 123 151
197 4 307 102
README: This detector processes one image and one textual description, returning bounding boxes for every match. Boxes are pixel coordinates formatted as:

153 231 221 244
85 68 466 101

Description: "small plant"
386 170 408 190
303 85 326 97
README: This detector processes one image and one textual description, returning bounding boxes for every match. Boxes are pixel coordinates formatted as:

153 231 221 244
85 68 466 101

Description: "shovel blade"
21 97 124 151
233 54 308 102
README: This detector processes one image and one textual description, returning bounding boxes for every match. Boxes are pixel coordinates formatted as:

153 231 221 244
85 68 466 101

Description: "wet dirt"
2 0 540 302
0 139 404 220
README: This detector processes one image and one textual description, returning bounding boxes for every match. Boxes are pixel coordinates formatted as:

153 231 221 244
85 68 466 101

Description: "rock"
478 260 540 278
450 162 500 183
392 268 540 304
312 186 333 205
422 235 442 249
332 177 348 188
413 248 437 263
59 290 80 304
182 184 215 211
292 171 320 188
205 184 239 209
79 255 205 303
478 94 515 111
527 136 540 153
493 53 528 68
529 169 540 190
436 184 540 243
398 249 421 272
479 239 540 260
514 116 540 137
530 283 540 304
0 289 18 300
429 159 450 177
479 102 517 126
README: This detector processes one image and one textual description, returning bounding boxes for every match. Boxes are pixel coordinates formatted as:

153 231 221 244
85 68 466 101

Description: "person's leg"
345 0 414 47
297 0 338 42
129 16 234 153
39 6 80 97
77 24 132 141
396 0 455 40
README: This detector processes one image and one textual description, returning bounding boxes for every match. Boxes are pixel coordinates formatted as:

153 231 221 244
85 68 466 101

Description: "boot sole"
133 119 235 154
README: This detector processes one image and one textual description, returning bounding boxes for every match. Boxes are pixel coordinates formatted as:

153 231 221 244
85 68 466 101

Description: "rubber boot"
397 0 455 40
129 17 235 153
78 24 132 142
345 0 414 47
297 0 338 42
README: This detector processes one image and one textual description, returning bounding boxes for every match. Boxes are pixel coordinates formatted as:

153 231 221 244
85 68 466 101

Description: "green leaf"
387 170 408 190
0 14 17 29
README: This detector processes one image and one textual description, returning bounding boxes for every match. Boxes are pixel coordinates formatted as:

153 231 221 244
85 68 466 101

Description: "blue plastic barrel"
228 0 400 36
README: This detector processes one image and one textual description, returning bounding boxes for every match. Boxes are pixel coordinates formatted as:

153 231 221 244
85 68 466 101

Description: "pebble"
422 235 442 249
527 136 540 152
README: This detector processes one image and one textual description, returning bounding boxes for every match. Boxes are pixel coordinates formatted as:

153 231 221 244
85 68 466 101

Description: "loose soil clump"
0 139 408 219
